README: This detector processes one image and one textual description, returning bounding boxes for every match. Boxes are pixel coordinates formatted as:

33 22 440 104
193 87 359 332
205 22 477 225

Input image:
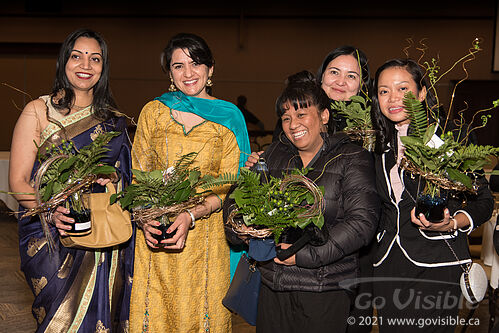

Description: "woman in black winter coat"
225 70 379 333
370 58 494 332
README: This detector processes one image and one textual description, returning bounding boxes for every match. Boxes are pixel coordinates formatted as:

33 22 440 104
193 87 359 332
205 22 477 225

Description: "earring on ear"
206 77 213 87
169 81 177 92
322 123 329 136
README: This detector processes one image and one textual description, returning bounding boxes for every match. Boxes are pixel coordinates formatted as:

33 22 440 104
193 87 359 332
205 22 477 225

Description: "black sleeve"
490 163 499 193
458 174 495 230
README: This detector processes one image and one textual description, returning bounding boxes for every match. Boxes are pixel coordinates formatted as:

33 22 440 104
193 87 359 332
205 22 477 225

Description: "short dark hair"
160 33 215 95
51 28 117 120
276 70 330 119
316 45 371 94
370 58 438 153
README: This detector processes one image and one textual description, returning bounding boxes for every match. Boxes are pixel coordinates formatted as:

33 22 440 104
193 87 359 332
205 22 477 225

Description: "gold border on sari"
40 105 93 145
44 250 98 333
67 251 101 333
39 107 101 152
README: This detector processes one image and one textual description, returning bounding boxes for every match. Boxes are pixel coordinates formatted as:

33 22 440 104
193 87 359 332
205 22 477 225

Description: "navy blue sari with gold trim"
17 104 134 333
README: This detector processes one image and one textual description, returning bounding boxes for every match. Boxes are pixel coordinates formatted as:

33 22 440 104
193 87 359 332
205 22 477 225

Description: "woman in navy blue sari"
9 28 134 332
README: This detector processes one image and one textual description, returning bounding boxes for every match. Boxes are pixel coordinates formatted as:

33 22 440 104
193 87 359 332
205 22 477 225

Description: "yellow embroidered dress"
130 94 249 332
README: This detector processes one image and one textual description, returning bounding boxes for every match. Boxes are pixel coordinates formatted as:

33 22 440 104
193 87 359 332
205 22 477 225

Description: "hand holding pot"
274 243 296 266
411 208 452 231
162 212 192 250
52 206 74 236
141 219 163 248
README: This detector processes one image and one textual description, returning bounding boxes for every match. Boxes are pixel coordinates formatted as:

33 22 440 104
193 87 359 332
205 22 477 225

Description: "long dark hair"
276 70 330 125
160 33 215 95
51 28 117 120
371 58 439 154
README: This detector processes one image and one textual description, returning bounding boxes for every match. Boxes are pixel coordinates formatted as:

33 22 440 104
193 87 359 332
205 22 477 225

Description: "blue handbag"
222 253 261 326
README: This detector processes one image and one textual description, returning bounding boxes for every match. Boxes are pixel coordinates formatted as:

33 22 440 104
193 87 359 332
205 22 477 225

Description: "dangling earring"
206 77 213 87
169 81 177 92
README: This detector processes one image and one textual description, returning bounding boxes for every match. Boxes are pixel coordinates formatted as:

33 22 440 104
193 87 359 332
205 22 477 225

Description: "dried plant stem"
132 196 205 227
400 157 473 193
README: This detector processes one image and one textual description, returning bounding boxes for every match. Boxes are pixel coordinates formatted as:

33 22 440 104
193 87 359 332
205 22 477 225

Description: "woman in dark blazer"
370 58 494 332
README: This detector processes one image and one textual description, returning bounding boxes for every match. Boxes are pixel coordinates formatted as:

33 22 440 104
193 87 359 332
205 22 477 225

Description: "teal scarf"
155 91 250 279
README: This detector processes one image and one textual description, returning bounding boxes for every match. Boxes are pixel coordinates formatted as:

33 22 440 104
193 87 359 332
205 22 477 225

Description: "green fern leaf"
403 91 427 139
200 172 238 189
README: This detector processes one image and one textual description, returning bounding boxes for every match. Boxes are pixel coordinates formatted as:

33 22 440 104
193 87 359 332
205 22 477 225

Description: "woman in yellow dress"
129 33 250 332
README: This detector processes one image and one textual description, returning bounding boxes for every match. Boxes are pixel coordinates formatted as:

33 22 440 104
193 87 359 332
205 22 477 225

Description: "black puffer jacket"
235 133 380 292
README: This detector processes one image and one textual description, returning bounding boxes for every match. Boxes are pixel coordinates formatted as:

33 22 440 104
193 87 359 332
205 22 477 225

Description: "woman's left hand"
411 208 453 232
95 172 119 186
95 177 111 186
273 243 296 265
162 211 191 250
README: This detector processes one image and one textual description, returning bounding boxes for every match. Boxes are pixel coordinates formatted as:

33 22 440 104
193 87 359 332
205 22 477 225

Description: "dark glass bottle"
66 207 92 234
152 215 177 246
65 193 91 234
255 157 269 184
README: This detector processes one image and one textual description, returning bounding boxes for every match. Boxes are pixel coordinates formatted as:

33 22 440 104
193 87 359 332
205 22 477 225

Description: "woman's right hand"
244 151 263 169
141 220 162 248
52 206 74 236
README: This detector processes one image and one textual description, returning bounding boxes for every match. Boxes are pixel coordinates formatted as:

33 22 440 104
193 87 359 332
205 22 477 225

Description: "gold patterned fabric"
130 100 241 332
18 95 134 333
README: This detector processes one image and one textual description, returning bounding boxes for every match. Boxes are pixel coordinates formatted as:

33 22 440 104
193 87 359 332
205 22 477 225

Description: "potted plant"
331 95 376 151
111 152 235 244
226 165 325 244
399 40 499 221
22 131 120 249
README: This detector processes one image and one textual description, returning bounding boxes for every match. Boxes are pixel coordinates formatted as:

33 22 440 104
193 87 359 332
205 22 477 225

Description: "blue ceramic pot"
415 193 448 223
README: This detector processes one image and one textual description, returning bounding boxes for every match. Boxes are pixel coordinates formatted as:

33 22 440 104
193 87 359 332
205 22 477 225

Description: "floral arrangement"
22 131 120 250
226 165 325 243
401 92 499 196
398 39 499 219
331 95 376 151
23 131 119 217
110 152 235 228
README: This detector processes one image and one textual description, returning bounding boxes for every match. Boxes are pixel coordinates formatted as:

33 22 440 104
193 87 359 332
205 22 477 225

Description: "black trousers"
373 245 464 333
347 241 375 333
256 283 351 333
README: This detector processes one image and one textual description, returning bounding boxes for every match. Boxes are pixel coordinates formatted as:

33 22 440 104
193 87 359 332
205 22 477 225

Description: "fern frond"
200 172 238 189
403 91 427 139
174 152 198 173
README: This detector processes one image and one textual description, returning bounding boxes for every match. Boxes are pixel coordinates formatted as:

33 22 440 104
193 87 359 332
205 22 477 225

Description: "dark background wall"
1 1 499 150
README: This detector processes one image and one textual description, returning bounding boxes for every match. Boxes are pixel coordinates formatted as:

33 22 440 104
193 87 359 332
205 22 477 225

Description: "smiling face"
170 48 213 99
320 54 361 101
65 37 103 94
377 66 427 125
281 102 329 156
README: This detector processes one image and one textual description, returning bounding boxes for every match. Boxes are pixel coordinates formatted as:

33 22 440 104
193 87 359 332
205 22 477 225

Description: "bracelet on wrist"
185 209 195 229
449 217 458 232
